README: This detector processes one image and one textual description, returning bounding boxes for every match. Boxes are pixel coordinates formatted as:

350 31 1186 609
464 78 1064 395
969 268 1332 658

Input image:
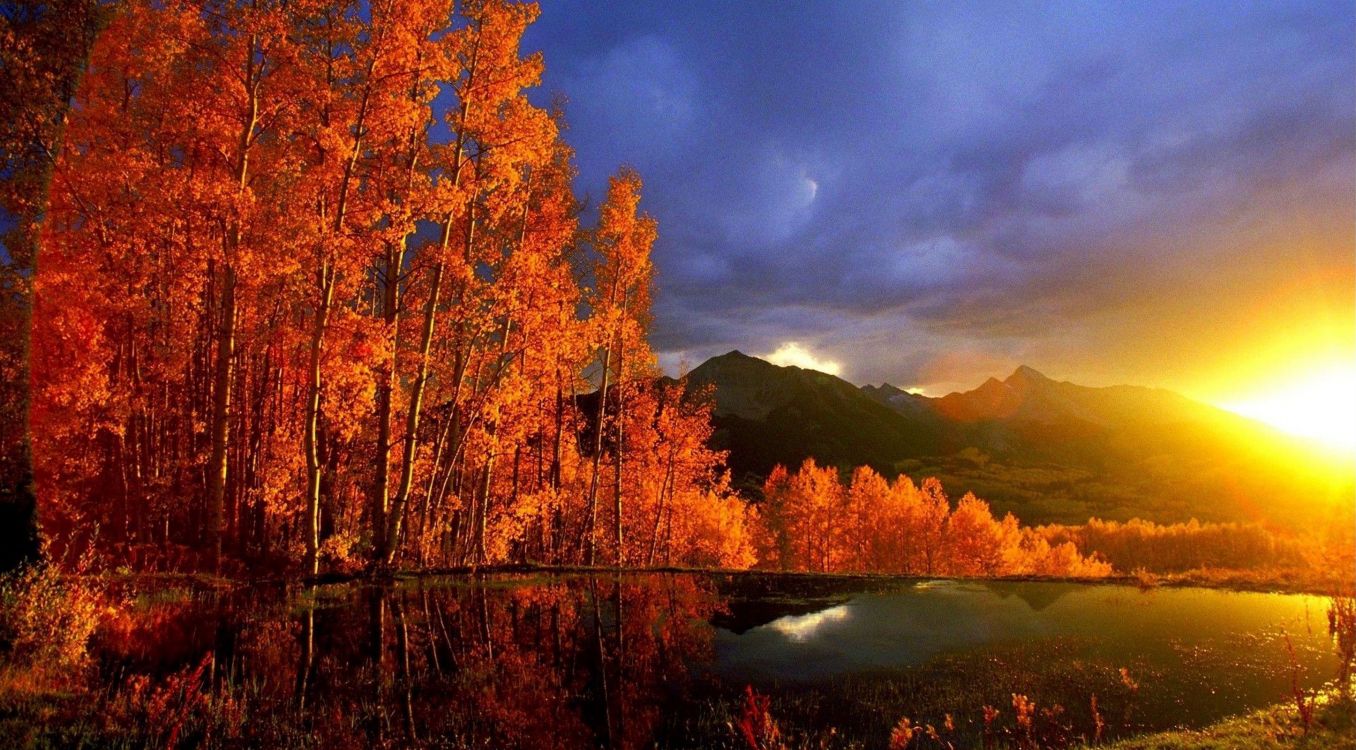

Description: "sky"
522 1 1356 402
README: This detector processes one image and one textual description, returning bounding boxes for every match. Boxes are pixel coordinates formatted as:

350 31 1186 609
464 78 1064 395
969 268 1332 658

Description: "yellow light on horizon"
764 342 843 376
1218 363 1356 454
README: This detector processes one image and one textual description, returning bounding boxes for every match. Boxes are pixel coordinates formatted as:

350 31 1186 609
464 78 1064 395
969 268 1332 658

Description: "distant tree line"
745 459 1347 582
1038 518 1313 573
750 460 1112 577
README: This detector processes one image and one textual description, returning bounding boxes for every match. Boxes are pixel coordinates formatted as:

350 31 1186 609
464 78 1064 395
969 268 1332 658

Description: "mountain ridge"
682 351 1353 528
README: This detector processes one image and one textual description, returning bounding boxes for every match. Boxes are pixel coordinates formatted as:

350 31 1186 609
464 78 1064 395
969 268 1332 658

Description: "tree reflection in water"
47 575 1344 748
96 574 721 749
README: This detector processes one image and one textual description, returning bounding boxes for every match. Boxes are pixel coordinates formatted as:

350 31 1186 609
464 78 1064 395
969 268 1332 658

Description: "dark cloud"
524 0 1355 394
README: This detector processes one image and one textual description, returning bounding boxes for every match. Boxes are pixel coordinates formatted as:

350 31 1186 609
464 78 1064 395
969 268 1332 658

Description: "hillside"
684 351 951 480
684 352 1354 527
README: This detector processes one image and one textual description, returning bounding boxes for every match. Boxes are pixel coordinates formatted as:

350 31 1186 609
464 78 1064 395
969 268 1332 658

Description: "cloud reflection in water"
765 604 853 643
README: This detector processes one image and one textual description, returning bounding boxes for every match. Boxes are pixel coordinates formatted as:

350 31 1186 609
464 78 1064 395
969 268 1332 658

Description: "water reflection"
766 604 853 642
89 575 1339 749
94 575 719 749
718 582 1060 680
718 581 1334 681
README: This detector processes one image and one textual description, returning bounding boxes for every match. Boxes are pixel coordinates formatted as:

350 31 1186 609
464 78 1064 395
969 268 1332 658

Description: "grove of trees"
750 460 1111 577
29 0 750 574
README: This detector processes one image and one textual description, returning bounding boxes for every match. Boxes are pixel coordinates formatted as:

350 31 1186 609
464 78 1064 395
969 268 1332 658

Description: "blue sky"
523 1 1355 396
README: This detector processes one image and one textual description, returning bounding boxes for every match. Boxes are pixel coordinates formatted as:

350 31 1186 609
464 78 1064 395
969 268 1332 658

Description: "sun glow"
1218 362 1356 454
764 342 843 376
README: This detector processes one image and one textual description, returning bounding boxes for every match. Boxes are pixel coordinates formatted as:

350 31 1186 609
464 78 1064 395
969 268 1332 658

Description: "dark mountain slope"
684 352 953 487
684 353 1354 528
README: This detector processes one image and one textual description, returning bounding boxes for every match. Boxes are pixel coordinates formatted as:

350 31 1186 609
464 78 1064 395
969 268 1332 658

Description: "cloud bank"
526 1 1355 397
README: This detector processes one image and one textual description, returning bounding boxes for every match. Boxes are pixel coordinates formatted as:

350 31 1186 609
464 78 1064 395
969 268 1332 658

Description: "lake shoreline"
70 562 1349 598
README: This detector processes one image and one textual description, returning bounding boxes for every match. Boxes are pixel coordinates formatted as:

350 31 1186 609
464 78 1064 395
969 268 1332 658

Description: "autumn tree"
0 0 106 569
914 477 950 574
753 465 795 571
782 459 842 572
944 492 1007 576
843 466 889 572
580 168 657 566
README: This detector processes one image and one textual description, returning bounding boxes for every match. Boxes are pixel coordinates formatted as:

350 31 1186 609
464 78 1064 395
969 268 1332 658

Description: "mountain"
684 351 951 482
926 364 1209 428
685 352 1353 528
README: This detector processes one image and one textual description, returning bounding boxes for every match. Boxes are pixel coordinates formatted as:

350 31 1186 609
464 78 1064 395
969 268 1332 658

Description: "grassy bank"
1101 689 1354 750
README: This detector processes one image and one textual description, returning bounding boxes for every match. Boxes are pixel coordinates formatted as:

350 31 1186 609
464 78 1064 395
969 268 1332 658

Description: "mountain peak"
1007 365 1050 384
693 350 766 371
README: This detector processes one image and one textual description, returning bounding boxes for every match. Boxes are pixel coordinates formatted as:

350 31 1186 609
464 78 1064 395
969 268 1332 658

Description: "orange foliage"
751 462 1111 578
28 0 748 574
1038 518 1317 574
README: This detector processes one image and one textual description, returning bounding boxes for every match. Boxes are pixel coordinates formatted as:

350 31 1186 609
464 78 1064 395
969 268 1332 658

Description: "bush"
0 563 106 674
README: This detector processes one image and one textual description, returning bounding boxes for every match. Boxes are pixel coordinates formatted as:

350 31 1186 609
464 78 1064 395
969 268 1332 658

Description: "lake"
80 573 1341 748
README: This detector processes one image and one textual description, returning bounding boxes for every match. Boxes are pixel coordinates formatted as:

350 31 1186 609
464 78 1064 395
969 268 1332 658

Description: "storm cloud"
523 1 1355 396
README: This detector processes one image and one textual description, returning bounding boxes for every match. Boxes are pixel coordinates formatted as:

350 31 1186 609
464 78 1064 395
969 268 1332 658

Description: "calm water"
88 574 1340 748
